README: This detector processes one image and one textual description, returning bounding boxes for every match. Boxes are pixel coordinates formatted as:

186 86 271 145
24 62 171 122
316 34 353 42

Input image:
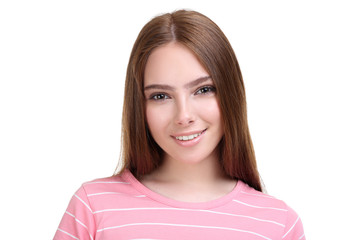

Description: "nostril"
176 118 195 125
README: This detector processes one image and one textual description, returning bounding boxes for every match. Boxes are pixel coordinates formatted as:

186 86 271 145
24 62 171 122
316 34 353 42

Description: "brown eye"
150 93 169 101
195 86 216 95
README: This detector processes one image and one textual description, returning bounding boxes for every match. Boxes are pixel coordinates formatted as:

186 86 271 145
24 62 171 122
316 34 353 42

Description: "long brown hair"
116 10 262 192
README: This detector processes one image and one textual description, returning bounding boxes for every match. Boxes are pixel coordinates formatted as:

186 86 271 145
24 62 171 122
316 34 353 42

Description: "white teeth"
175 132 201 141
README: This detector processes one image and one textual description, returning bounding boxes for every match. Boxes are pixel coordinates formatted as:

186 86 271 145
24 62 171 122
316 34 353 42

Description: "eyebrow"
144 76 212 91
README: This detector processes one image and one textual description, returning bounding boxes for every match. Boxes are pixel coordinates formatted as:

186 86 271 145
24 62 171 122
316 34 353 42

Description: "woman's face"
144 42 224 165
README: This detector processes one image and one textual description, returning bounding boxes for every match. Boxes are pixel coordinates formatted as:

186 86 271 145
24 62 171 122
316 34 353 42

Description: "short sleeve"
54 185 96 240
282 204 306 240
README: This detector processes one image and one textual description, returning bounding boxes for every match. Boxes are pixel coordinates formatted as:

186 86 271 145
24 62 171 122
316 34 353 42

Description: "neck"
149 151 228 187
139 152 237 202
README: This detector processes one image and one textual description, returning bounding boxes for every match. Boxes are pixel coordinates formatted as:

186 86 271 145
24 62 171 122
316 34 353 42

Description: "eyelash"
149 93 169 101
195 85 216 95
148 85 216 101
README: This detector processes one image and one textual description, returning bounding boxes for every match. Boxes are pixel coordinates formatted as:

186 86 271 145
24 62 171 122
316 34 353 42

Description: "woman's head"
118 10 262 191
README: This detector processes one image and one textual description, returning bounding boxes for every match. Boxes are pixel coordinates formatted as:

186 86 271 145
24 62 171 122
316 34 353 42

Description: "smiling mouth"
174 129 206 141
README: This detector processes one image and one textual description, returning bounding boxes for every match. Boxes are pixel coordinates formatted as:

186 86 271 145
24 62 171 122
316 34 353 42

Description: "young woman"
54 10 305 240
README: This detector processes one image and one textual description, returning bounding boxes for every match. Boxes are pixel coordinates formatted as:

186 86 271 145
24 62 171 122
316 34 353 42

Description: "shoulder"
79 171 138 197
234 182 305 239
235 182 289 211
81 175 129 193
67 171 145 212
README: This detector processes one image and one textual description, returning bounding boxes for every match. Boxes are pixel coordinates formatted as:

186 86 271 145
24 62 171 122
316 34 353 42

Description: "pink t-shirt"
54 170 305 240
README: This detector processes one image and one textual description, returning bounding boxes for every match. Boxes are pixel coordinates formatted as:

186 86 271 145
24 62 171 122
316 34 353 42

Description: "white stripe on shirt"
93 207 284 227
86 192 147 198
57 228 79 240
65 211 94 240
298 232 305 239
233 200 288 211
282 216 300 238
97 222 272 240
240 190 275 198
87 192 124 197
83 181 130 185
74 194 93 214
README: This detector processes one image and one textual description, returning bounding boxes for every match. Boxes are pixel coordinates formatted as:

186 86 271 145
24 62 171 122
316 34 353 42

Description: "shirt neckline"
122 169 244 209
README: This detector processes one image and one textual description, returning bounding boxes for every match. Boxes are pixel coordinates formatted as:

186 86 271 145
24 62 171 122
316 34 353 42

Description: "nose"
175 97 195 126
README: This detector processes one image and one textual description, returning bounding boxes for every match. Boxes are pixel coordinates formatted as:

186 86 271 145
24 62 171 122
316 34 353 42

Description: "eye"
149 93 170 101
195 86 216 95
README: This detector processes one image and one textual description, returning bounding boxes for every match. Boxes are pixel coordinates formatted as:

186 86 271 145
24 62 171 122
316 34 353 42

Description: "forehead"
144 42 209 87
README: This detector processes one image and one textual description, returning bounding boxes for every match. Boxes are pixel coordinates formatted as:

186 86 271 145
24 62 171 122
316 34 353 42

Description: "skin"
141 42 236 202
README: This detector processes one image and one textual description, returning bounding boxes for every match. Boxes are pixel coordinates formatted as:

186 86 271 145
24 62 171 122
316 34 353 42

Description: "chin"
167 151 218 165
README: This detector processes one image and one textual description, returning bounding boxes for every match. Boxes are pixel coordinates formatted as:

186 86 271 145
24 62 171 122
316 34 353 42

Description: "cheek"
146 106 158 133
196 98 222 125
146 104 171 133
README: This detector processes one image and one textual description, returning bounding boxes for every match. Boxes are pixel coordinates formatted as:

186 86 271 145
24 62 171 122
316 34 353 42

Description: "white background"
1 0 359 239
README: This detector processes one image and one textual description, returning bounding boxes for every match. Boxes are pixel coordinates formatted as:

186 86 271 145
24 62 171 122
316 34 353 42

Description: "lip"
171 129 206 138
171 129 207 147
